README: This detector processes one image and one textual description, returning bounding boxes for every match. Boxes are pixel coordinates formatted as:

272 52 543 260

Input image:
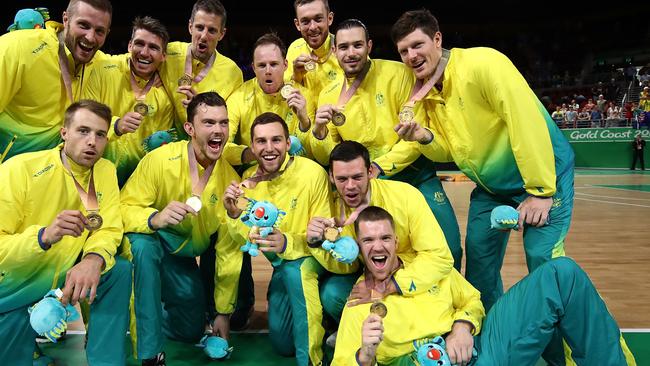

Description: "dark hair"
187 91 227 123
252 32 287 60
335 19 370 42
64 99 111 128
191 0 227 29
294 0 329 12
66 0 112 21
354 206 395 234
131 16 169 51
250 112 289 140
328 141 370 170
390 9 440 44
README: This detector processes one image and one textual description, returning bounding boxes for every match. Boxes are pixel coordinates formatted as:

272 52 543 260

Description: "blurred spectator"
605 78 620 102
590 108 603 128
577 108 591 128
596 94 608 114
565 106 578 128
551 106 565 127
631 135 645 170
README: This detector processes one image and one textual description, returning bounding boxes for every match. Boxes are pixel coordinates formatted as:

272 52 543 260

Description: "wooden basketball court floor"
53 169 649 364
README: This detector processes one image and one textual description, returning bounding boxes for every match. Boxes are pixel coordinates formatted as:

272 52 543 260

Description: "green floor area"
594 184 650 192
39 332 649 365
575 168 650 175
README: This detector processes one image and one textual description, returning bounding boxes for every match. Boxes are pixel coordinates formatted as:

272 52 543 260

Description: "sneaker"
230 306 253 331
142 352 166 366
325 331 337 348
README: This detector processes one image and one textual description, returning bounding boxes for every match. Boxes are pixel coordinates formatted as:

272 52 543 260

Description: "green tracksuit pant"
0 257 132 366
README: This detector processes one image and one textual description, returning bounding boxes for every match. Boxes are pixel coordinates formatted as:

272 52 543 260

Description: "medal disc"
186 196 202 212
235 196 250 210
178 74 193 87
332 111 346 126
134 102 149 116
370 301 388 318
324 227 340 242
280 84 294 99
86 212 103 231
304 61 317 72
399 107 414 123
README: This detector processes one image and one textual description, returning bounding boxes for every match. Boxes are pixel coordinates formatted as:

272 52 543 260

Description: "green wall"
562 128 650 168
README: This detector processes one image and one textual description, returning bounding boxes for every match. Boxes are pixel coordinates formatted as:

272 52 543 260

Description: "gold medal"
185 195 202 212
332 111 346 126
235 196 250 210
280 84 295 99
370 301 388 318
86 211 103 231
304 60 317 72
134 101 149 116
399 106 414 123
178 74 193 87
324 227 340 242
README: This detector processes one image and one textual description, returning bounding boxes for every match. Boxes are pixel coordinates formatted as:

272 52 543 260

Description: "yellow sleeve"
305 168 360 274
214 223 243 314
120 153 160 233
0 34 24 113
418 128 454 163
332 296 366 366
82 161 122 273
0 163 46 263
449 270 485 334
392 187 454 296
480 50 556 196
373 139 421 176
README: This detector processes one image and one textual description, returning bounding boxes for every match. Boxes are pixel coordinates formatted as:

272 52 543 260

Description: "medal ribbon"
402 48 450 110
239 156 294 190
336 61 371 108
184 45 215 84
187 142 216 197
310 36 333 64
129 59 157 100
60 149 98 212
58 40 74 102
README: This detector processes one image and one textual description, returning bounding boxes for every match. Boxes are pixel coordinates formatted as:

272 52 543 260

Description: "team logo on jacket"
375 93 384 106
210 194 219 205
327 70 337 81
290 198 298 209
434 191 446 204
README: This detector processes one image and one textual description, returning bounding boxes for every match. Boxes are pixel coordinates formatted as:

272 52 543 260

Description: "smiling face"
253 43 288 94
63 1 111 65
60 108 109 167
184 103 228 168
356 219 399 282
329 157 371 209
128 28 165 79
251 121 290 174
395 28 442 81
188 10 225 64
294 0 333 49
335 26 371 78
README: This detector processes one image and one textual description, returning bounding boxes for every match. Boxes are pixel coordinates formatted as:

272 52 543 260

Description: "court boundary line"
574 196 650 208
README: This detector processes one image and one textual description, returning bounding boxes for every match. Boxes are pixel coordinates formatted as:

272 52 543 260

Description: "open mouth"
207 137 222 153
262 153 278 162
197 43 208 53
371 255 387 269
137 58 152 65
78 41 94 53
82 150 97 159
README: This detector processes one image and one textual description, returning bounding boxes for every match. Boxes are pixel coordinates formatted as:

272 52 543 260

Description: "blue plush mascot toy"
322 236 359 264
413 336 477 366
28 289 80 343
239 199 285 257
198 335 234 360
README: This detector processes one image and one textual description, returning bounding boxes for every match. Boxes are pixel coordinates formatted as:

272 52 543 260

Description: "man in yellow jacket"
286 0 342 102
0 0 113 163
120 92 241 365
333 207 635 366
159 0 243 133
310 20 461 269
226 32 315 166
83 16 175 186
0 100 131 365
223 112 358 366
308 141 454 319
391 10 575 313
